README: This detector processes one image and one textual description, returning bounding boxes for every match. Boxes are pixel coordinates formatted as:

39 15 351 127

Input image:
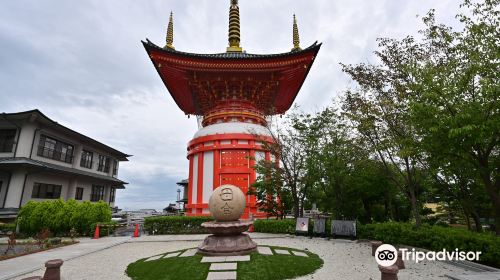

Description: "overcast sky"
0 0 464 210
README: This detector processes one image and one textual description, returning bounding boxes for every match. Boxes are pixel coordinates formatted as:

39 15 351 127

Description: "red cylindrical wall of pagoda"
185 101 272 218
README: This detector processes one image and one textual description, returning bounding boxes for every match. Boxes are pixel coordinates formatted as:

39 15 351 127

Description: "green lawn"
126 247 323 280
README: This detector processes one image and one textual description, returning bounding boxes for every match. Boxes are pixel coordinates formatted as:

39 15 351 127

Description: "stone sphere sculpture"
198 184 257 255
209 185 246 221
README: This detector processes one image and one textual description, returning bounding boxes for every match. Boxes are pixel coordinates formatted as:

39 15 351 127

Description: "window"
97 155 111 172
37 135 74 163
80 150 93 169
75 187 84 200
112 160 118 176
0 129 16 153
90 185 105 202
109 187 115 203
31 183 62 199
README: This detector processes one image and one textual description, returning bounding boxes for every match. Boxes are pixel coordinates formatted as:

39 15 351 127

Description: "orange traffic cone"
93 224 100 239
133 224 139 238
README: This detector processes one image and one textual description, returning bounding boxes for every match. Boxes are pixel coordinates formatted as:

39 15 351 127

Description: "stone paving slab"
445 272 500 280
164 251 181 258
207 271 237 280
210 262 237 271
292 251 309 257
274 249 290 255
145 255 163 261
257 246 273 255
179 248 198 257
201 256 227 263
225 255 250 262
201 255 250 263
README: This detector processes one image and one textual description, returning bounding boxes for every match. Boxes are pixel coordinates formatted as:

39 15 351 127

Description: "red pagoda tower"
143 1 321 218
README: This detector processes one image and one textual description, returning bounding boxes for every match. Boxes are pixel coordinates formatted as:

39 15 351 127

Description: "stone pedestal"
43 259 63 280
198 220 257 256
379 265 399 280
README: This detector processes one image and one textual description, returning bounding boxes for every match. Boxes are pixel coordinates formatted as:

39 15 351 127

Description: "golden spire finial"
165 11 175 49
292 14 301 51
227 0 242 52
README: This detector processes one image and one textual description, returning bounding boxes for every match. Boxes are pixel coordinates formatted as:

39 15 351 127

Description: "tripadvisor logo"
375 244 398 267
375 244 482 267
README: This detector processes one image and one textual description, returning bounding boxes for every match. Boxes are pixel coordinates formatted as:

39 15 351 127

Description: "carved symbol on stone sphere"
220 188 233 201
221 202 234 215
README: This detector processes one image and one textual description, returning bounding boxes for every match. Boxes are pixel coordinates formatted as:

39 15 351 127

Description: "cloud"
0 0 463 210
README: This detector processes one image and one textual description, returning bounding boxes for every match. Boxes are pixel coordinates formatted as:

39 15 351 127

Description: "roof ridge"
143 39 320 59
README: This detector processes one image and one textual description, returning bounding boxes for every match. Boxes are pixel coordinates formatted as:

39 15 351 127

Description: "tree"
250 157 288 219
341 0 499 232
405 0 500 234
341 61 426 227
250 108 314 218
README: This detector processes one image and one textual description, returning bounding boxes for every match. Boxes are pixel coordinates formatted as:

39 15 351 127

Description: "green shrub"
253 219 296 234
358 222 500 268
17 199 112 237
144 216 213 234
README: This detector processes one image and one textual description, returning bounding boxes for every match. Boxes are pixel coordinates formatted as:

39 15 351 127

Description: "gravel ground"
257 237 470 280
13 236 471 280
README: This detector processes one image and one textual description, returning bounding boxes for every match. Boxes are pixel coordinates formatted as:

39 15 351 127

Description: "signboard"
331 220 356 237
295 217 309 233
313 218 326 234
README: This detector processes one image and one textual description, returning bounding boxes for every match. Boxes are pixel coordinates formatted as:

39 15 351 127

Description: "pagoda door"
220 174 249 196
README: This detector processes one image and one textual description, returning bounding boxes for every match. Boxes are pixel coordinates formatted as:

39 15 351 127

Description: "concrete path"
446 272 500 280
4 234 498 280
0 236 129 280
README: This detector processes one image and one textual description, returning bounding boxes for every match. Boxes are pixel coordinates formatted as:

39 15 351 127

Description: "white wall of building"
15 122 37 158
3 169 27 208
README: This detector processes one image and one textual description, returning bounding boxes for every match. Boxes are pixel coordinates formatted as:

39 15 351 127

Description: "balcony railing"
37 146 73 164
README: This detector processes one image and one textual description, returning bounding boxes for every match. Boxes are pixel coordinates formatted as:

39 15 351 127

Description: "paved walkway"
0 233 284 280
0 236 129 280
446 272 500 280
3 234 498 280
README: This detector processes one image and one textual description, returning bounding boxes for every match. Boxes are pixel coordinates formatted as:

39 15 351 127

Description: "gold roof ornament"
227 0 243 52
165 11 175 49
292 14 301 51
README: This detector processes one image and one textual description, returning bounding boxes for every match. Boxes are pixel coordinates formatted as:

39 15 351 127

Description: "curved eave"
143 39 321 60
142 40 321 115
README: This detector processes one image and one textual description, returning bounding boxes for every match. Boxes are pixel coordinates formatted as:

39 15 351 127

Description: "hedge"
90 221 119 237
0 223 16 233
17 199 112 237
358 222 500 268
253 219 296 234
250 219 500 267
253 218 333 235
144 216 213 234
